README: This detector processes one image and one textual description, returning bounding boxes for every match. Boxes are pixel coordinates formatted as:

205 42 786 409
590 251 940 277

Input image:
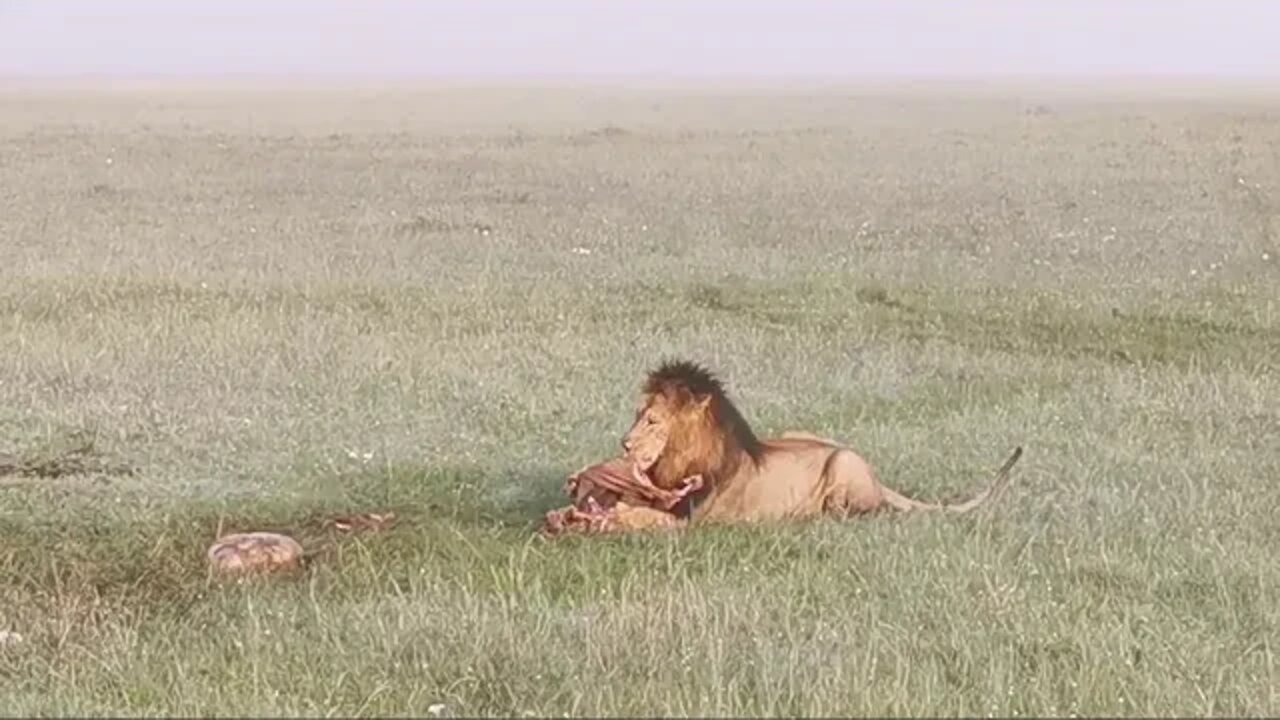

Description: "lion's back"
691 442 839 522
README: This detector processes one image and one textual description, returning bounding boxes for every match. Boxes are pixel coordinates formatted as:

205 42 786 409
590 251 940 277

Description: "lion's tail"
880 446 1023 514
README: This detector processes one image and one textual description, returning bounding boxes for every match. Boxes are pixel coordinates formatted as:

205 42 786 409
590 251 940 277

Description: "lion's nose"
621 437 633 453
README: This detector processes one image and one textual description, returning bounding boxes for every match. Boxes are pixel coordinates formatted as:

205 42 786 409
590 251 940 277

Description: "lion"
615 359 1023 526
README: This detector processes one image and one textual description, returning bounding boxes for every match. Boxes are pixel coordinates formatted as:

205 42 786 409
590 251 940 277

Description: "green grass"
1 82 1278 717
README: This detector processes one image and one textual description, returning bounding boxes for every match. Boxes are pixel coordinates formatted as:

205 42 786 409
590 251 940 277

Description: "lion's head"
621 359 762 501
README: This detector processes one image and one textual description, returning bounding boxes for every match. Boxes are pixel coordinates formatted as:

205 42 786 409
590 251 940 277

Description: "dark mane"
644 359 763 462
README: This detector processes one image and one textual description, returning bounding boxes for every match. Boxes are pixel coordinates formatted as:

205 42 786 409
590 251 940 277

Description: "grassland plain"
0 80 1278 717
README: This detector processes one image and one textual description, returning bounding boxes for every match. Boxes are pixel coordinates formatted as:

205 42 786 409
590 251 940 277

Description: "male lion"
616 359 1023 526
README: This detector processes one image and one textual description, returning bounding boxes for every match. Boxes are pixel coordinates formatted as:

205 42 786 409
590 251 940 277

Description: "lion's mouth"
629 448 661 472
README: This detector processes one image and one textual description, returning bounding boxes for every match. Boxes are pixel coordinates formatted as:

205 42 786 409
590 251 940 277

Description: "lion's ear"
694 394 713 413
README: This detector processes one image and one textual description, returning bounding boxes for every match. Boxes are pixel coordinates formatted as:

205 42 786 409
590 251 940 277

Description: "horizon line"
5 70 1280 87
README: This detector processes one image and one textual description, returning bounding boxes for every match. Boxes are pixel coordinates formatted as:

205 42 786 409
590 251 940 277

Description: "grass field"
1 80 1278 717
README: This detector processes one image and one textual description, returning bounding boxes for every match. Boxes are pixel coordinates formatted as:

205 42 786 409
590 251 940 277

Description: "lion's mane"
642 360 766 515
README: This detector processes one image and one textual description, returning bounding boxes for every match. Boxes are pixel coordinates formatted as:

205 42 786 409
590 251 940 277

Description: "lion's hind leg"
821 448 887 515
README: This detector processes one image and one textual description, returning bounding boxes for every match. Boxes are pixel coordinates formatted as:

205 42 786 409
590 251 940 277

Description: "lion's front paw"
610 502 685 531
541 499 682 536
541 498 615 536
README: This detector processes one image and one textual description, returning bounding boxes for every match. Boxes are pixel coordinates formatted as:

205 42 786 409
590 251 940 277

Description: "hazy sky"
1 0 1278 78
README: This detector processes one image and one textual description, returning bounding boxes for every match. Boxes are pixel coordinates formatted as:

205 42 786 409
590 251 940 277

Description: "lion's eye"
645 416 658 426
